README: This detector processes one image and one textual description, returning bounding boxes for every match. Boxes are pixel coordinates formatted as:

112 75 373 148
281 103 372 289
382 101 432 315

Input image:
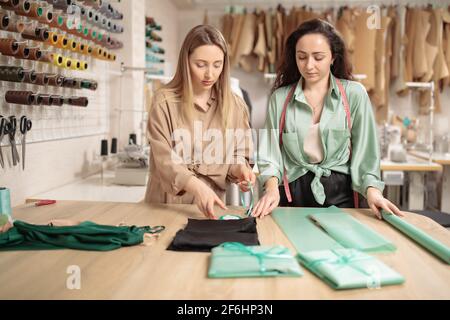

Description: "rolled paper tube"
27 47 42 60
62 77 76 88
0 38 19 56
0 0 20 10
101 139 108 156
16 43 30 59
78 43 85 53
56 35 68 49
68 96 88 107
80 79 97 90
5 91 35 105
34 73 49 85
22 26 49 41
39 28 50 41
71 59 81 70
38 94 53 105
38 8 53 24
52 0 71 11
79 61 88 70
52 54 64 67
0 187 12 219
82 44 92 55
0 13 10 30
22 70 37 84
0 66 24 82
102 50 108 60
68 39 78 51
93 46 103 58
13 0 31 16
39 52 52 63
50 95 64 106
111 138 117 154
47 74 64 86
25 1 41 18
63 57 72 69
72 78 81 89
31 93 42 105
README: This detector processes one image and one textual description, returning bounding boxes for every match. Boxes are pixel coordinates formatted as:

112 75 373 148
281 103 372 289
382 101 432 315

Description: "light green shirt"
257 74 385 204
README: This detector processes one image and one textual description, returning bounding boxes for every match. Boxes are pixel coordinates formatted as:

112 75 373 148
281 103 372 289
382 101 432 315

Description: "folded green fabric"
0 220 164 251
310 210 396 252
272 207 344 253
298 248 405 290
208 242 303 278
382 211 450 264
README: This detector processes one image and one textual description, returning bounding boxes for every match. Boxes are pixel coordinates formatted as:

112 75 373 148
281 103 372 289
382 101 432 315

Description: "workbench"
381 155 442 210
1 201 449 299
409 151 450 213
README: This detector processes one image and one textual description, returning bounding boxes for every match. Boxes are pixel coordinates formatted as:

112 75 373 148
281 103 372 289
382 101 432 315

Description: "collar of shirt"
194 90 217 113
292 73 341 112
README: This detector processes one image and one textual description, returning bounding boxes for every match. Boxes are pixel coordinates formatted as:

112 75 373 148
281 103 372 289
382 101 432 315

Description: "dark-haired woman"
254 19 403 219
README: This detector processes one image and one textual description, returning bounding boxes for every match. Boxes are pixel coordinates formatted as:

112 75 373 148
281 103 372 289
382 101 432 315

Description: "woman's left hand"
232 164 257 192
366 187 404 220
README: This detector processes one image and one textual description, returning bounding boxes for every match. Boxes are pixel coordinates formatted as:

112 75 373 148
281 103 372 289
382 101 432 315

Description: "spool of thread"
129 133 137 145
111 138 117 154
0 188 12 224
101 139 108 156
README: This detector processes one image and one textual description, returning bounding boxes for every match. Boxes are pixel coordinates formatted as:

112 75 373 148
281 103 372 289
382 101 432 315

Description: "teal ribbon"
240 181 254 217
141 225 165 234
220 242 292 273
305 249 374 277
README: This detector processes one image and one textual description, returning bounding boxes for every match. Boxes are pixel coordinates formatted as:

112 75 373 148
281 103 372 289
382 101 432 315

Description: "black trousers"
279 171 356 208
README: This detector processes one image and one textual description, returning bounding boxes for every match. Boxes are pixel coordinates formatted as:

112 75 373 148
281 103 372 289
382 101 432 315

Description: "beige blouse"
144 90 252 204
303 122 324 164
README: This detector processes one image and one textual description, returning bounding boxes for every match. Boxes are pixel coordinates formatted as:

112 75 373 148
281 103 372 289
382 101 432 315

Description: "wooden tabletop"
1 201 450 300
381 154 443 172
409 151 450 165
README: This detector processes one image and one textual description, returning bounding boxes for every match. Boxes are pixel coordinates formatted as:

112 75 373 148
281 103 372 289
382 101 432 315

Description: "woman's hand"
185 177 227 219
252 177 280 219
366 187 404 220
232 164 257 192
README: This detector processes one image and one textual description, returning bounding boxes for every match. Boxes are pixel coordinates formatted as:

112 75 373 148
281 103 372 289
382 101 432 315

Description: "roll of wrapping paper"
34 72 49 85
26 47 42 61
22 70 37 84
6 19 25 33
38 94 53 106
47 74 64 87
93 46 103 59
78 42 86 54
78 61 88 71
0 0 20 10
52 0 71 11
82 43 93 55
62 77 76 88
16 43 30 59
107 53 116 61
31 93 43 105
0 38 19 56
0 66 24 82
0 13 10 30
382 211 450 264
55 34 69 49
50 95 64 106
17 1 40 18
67 96 88 107
69 59 81 70
0 187 12 225
39 52 52 63
5 91 35 105
63 56 73 69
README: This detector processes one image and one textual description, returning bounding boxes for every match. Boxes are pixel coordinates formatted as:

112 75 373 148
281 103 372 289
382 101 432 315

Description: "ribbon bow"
220 242 292 273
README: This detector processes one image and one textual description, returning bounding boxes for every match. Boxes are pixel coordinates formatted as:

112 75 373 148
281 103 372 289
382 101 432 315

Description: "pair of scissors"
240 181 254 217
20 116 32 170
7 116 20 167
0 116 7 169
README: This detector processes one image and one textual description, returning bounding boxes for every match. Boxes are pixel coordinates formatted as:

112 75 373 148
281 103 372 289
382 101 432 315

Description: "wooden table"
1 201 449 299
381 155 442 210
409 151 450 213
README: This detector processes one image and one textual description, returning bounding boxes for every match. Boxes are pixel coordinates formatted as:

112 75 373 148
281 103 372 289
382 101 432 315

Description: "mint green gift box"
298 248 405 290
208 242 303 278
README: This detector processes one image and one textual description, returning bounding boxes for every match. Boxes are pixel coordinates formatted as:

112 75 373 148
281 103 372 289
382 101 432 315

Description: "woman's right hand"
252 177 280 219
186 177 227 219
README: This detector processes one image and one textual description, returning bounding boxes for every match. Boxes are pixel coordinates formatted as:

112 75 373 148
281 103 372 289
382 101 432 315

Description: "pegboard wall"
0 0 123 152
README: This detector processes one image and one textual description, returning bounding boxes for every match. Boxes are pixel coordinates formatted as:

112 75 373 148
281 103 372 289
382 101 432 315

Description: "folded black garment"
167 218 259 252
167 229 260 252
184 217 257 233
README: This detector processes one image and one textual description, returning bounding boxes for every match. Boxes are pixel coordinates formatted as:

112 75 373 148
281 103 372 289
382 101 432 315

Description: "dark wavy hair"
273 18 353 92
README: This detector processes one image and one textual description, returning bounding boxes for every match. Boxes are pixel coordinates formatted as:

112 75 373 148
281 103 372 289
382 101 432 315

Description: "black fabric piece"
167 230 259 252
279 171 355 208
184 217 257 233
167 217 259 252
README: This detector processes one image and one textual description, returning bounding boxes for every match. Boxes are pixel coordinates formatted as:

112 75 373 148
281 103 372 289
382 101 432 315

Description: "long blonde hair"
157 25 237 128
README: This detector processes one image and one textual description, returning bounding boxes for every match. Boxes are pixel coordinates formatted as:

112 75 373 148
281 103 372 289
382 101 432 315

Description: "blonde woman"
145 25 255 219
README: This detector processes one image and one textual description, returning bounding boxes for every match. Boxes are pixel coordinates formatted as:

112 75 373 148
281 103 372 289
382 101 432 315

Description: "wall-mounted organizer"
145 16 163 76
0 0 124 170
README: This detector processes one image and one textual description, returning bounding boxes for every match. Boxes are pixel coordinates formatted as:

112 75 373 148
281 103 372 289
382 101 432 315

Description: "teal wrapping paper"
382 211 450 264
208 242 303 278
310 210 396 252
298 248 405 290
0 188 12 226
